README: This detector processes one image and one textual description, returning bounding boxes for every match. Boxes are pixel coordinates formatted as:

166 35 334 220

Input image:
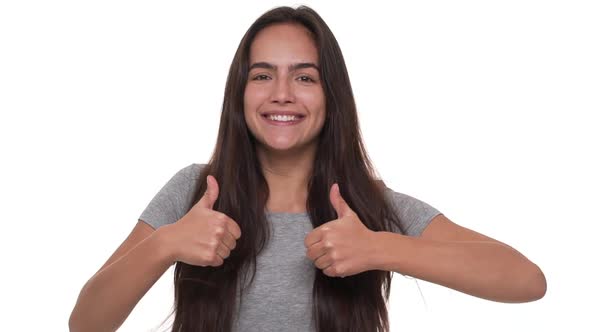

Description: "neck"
256 143 317 213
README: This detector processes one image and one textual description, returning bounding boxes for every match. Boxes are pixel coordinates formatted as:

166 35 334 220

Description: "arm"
69 224 175 332
370 214 547 303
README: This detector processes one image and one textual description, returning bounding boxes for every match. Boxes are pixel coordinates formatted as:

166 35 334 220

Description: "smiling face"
244 23 326 154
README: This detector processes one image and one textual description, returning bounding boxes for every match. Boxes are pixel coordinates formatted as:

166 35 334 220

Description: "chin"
258 139 302 152
265 143 299 152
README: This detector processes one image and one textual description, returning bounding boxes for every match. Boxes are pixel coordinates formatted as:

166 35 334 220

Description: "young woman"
69 5 546 332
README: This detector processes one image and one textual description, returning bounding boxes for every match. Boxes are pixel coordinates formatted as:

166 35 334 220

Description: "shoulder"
376 180 442 236
178 163 207 179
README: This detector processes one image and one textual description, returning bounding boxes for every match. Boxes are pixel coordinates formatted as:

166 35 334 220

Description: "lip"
260 113 305 126
261 110 305 117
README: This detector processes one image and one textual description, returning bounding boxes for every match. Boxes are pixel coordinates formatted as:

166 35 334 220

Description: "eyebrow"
248 61 320 72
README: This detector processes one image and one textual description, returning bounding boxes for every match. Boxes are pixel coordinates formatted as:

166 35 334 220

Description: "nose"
270 76 295 105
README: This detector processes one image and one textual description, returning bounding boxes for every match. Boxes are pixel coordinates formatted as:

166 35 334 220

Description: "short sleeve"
384 187 442 237
138 163 205 230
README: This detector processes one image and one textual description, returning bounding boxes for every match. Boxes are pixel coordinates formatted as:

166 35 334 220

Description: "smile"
261 114 305 126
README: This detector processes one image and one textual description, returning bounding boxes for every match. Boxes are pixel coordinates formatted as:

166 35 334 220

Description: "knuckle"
213 257 222 266
330 251 338 261
206 252 217 264
214 226 225 237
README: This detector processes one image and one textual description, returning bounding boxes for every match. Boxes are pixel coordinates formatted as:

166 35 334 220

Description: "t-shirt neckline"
265 211 309 217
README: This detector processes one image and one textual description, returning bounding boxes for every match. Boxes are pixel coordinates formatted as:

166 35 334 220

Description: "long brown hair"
164 5 407 332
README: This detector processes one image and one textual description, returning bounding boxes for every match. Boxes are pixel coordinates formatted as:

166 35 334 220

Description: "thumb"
196 175 219 209
329 183 354 218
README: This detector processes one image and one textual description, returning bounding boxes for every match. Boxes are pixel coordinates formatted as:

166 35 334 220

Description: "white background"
1 0 588 331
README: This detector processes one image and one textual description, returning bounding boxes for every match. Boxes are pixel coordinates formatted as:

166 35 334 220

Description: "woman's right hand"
162 175 242 267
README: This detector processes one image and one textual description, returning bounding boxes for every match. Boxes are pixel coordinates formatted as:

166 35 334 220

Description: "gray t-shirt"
139 163 442 332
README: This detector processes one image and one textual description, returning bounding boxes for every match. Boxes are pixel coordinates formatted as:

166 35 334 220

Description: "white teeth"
268 114 297 121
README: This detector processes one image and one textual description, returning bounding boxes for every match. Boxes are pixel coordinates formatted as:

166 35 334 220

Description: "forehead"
249 23 318 64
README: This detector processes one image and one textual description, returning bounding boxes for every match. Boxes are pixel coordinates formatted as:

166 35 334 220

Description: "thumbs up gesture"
304 183 378 278
163 175 242 267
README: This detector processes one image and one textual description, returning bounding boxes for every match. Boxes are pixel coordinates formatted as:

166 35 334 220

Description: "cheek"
244 85 268 106
243 86 254 111
243 86 260 121
316 97 327 129
301 90 326 120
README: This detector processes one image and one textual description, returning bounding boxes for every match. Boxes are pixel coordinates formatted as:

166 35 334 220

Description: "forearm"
69 229 175 332
371 231 546 303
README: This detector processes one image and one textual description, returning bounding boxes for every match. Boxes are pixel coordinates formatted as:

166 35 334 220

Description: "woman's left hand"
304 183 379 278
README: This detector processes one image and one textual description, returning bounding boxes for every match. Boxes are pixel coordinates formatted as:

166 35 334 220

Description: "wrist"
371 231 405 272
153 225 177 267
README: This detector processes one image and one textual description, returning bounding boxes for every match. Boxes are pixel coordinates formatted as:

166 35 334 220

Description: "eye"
252 74 270 80
297 75 315 83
